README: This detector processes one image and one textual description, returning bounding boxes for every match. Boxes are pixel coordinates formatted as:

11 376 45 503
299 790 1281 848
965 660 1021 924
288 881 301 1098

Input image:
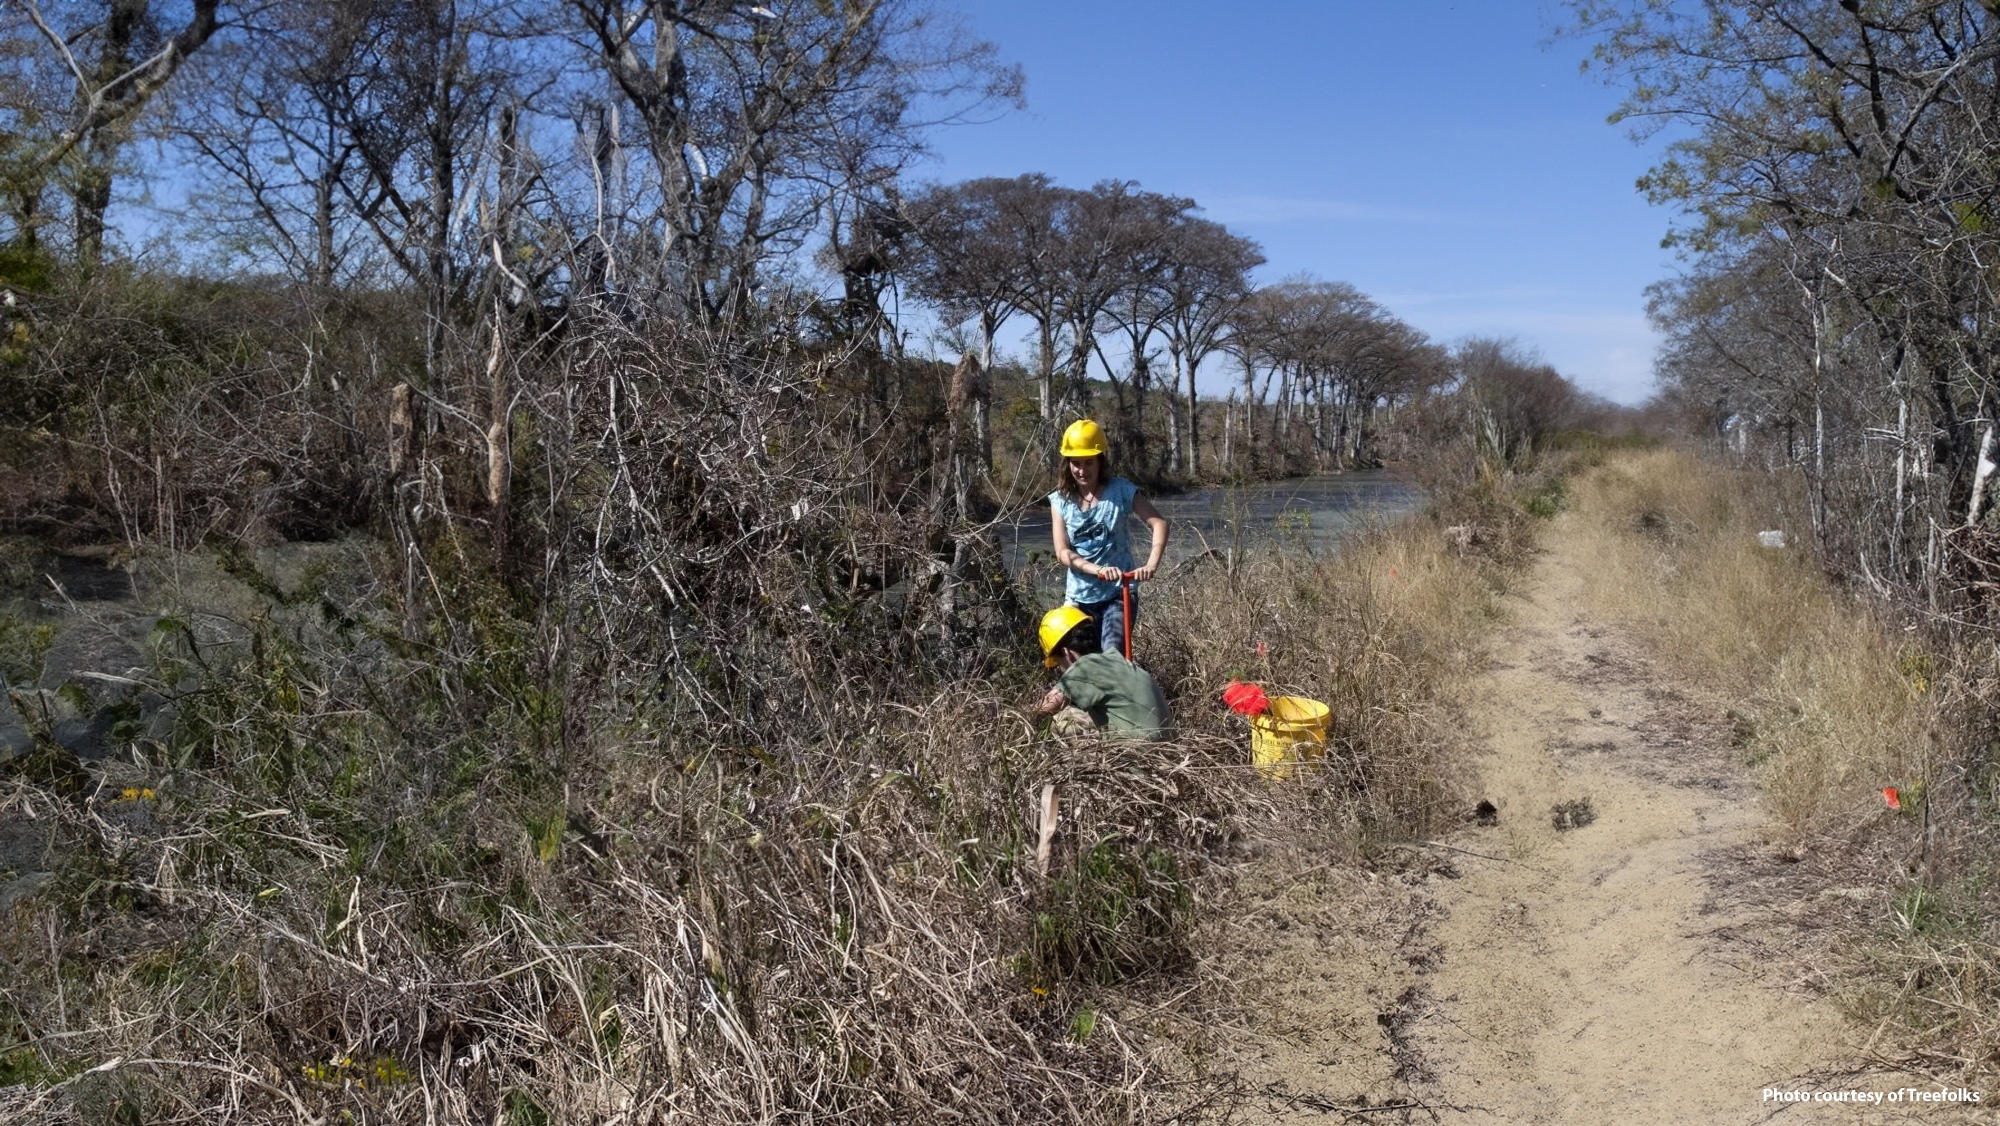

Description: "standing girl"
1048 419 1169 658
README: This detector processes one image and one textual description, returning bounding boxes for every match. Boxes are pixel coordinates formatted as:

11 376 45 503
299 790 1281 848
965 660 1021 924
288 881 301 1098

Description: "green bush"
1028 838 1194 987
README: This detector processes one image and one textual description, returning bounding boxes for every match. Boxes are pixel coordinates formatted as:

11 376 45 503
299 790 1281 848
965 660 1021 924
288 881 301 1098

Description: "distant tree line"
901 175 1476 488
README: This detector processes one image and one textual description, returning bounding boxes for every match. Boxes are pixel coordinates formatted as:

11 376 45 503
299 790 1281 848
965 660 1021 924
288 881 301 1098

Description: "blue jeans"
1075 587 1137 658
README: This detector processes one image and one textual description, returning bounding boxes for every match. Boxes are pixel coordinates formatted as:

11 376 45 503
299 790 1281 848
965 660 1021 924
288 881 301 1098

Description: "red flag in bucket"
1223 680 1270 716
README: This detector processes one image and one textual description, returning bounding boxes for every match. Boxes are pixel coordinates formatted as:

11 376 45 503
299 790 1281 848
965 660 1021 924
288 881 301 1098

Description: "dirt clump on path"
1218 510 1987 1125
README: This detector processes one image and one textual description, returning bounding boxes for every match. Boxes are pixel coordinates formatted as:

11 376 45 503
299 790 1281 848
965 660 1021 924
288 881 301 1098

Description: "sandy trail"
1229 511 1987 1124
1410 513 1899 1125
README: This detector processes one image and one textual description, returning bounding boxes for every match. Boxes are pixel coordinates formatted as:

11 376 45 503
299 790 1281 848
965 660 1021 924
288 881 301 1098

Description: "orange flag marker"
1223 680 1270 716
1882 786 1901 810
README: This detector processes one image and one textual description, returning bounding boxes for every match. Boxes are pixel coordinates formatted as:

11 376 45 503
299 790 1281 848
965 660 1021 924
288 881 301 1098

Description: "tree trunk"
70 0 148 268
1968 419 1996 527
1311 371 1330 468
1239 354 1259 474
947 351 986 521
485 295 511 557
313 168 336 288
1186 351 1204 477
1284 370 1296 458
424 34 457 388
1061 325 1097 421
977 309 997 468
1222 390 1235 472
1334 389 1352 469
1362 391 1375 466
1258 365 1278 472
1807 304 1826 549
1130 351 1149 471
387 381 422 640
1037 320 1056 421
72 140 115 268
70 123 120 267
1893 393 1907 571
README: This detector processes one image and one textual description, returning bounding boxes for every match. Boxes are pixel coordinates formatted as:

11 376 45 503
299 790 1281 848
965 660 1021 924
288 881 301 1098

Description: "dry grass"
1564 448 1935 844
0 471 1533 1124
0 288 1563 1121
1143 514 1499 854
1562 447 2000 1086
0 667 1251 1123
0 236 1579 1122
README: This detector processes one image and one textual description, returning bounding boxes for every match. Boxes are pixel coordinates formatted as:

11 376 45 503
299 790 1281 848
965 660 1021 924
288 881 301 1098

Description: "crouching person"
1031 606 1173 741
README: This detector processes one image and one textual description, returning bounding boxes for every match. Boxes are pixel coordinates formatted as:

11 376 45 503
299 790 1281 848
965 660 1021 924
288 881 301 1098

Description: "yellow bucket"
1249 696 1331 780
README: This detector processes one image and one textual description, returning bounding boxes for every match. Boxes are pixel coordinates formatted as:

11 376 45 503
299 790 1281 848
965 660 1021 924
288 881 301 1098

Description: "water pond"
1000 470 1424 594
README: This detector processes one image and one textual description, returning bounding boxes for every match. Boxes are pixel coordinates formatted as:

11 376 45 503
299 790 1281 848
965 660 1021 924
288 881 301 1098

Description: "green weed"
1028 839 1194 987
0 612 56 686
1523 476 1569 519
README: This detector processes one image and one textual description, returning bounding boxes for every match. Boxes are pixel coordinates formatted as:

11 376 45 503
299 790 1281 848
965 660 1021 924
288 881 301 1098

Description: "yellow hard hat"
1059 419 1107 459
1038 605 1092 667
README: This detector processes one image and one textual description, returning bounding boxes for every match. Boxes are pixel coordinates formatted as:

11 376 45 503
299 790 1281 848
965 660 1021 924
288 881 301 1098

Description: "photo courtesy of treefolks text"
1762 1087 1982 1106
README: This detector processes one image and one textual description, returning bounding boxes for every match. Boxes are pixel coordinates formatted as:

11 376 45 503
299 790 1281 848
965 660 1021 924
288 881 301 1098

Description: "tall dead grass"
1144 516 1498 852
1565 448 1934 843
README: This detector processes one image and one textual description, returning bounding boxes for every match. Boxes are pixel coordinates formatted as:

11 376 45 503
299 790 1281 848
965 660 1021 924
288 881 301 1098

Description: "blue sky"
919 0 1678 405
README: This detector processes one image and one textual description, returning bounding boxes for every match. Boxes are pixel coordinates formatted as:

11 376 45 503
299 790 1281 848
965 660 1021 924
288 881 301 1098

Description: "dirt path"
1224 511 1988 1124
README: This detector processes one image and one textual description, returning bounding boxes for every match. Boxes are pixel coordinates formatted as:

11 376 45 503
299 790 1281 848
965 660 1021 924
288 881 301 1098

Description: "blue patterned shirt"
1049 476 1139 604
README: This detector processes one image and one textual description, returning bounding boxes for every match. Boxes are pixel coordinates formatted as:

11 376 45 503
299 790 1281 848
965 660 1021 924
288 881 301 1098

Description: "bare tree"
562 0 1020 322
1228 279 1445 472
1047 181 1185 439
1578 0 2000 600
905 175 1035 467
1090 187 1195 469
5 0 231 266
1455 337 1580 464
1153 214 1261 475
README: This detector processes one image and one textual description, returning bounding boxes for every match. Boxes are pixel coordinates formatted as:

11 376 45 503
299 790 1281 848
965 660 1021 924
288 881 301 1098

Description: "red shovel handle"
1121 574 1133 660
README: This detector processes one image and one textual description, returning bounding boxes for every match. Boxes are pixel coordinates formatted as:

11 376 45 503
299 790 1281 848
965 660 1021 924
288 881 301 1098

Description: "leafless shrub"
0 277 416 547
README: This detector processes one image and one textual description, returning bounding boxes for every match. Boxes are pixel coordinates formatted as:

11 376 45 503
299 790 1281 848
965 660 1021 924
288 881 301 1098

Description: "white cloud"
1202 194 1465 226
1410 307 1659 404
1376 285 1577 307
1341 297 1662 405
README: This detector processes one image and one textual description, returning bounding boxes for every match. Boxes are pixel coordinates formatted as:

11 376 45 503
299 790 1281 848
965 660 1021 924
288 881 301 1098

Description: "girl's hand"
1130 564 1157 583
1099 564 1122 582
